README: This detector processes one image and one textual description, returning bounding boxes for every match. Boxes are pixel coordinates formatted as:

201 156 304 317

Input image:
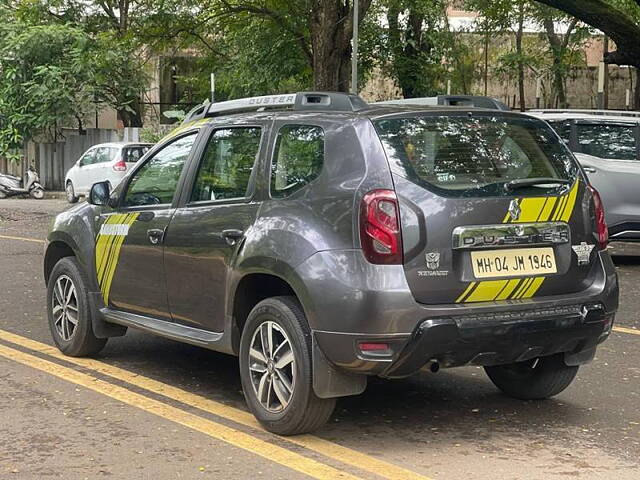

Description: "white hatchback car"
65 142 152 203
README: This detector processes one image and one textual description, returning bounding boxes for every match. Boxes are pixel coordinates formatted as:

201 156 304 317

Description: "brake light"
113 158 126 172
360 189 403 264
588 185 608 249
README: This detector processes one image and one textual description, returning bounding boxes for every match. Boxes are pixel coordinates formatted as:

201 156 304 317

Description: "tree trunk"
542 16 570 108
516 5 526 112
635 68 640 110
534 0 640 70
309 0 372 92
118 100 143 128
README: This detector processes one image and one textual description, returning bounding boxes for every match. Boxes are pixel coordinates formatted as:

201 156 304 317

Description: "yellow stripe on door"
95 213 139 304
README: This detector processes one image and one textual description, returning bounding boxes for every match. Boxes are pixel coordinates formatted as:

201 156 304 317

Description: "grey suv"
44 92 618 435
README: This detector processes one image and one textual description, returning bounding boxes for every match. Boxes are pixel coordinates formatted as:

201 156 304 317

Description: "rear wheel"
47 257 107 357
239 296 336 435
485 354 579 400
30 187 44 199
66 181 78 203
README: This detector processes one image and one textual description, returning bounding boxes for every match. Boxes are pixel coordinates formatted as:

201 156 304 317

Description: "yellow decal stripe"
559 181 580 222
465 280 508 303
537 197 556 222
455 281 477 303
514 197 547 223
521 277 545 298
495 279 521 300
96 214 126 281
101 213 139 304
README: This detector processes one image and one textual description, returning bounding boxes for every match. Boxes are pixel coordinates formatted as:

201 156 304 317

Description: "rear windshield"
374 113 578 197
123 146 151 163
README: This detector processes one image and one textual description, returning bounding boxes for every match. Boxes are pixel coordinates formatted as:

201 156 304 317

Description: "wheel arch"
44 237 79 284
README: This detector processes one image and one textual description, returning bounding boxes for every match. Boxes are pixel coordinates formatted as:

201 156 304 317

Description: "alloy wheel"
248 321 296 413
51 275 79 341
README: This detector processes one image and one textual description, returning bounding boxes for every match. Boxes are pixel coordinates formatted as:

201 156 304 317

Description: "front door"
164 125 265 331
96 132 199 319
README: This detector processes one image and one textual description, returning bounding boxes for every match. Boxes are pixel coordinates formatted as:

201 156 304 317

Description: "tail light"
588 185 608 249
112 158 126 172
360 189 403 264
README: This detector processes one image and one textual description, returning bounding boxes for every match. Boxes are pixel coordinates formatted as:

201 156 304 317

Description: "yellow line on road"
613 326 640 336
0 329 432 480
0 341 360 480
0 234 45 244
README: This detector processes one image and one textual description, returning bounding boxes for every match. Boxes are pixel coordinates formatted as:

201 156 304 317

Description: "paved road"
1 198 639 479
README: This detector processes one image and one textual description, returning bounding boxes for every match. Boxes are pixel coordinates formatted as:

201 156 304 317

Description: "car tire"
239 296 336 435
30 187 44 199
47 257 107 357
66 181 79 203
484 353 579 400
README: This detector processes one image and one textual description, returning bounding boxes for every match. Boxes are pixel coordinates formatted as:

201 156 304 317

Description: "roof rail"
529 108 640 118
182 91 368 124
375 95 510 111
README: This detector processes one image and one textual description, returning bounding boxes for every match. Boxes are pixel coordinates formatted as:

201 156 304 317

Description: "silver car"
530 110 640 242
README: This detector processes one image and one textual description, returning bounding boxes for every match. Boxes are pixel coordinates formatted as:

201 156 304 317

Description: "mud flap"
88 292 127 338
312 336 367 399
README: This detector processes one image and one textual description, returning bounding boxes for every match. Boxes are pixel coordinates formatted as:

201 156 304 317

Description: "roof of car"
87 142 153 149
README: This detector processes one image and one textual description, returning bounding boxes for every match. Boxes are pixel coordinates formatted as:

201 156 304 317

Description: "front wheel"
30 187 44 199
47 257 107 356
239 296 336 435
485 353 579 400
66 181 78 203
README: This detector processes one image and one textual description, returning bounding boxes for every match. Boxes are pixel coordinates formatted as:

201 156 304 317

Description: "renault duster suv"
44 92 618 435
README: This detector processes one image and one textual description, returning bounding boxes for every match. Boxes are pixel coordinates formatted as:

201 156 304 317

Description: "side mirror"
89 181 111 206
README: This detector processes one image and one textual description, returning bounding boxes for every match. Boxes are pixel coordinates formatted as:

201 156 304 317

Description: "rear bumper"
307 250 618 379
314 303 614 378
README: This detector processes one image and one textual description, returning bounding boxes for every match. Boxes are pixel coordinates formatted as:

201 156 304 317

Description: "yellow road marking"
0 342 360 480
613 326 640 336
0 329 433 480
0 234 45 244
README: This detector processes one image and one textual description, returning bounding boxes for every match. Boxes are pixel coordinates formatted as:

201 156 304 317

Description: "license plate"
470 247 557 279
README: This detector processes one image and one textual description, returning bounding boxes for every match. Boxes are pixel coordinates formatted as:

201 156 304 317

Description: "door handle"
222 229 244 246
147 228 165 245
583 167 597 174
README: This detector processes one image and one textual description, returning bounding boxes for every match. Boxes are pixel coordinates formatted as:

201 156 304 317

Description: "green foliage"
0 22 95 159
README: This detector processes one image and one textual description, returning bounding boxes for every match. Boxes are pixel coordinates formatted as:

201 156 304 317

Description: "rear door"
374 112 595 305
95 132 199 318
75 148 97 194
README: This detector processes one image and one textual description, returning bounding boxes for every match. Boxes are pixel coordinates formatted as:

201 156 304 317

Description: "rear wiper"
504 178 571 191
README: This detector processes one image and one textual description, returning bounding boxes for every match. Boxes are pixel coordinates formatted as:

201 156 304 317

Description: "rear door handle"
147 228 165 245
583 167 597 173
222 229 244 246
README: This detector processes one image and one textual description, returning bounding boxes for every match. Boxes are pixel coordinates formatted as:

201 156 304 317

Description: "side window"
79 149 95 166
95 147 117 164
577 123 637 160
123 146 148 163
124 133 197 207
270 125 324 198
190 127 262 202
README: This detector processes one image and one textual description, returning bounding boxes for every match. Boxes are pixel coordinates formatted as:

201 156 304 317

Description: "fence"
0 127 143 191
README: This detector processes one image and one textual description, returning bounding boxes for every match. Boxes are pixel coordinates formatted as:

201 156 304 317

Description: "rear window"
577 123 638 160
123 146 150 163
374 114 578 197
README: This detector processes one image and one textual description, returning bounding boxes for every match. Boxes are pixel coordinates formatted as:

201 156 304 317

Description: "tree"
533 0 640 107
0 23 96 160
208 0 373 92
383 0 452 98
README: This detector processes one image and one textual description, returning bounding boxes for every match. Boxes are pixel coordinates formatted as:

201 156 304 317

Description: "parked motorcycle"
0 166 45 199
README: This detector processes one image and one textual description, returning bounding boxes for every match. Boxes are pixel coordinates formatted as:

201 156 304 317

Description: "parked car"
44 92 617 435
530 110 640 241
65 142 152 203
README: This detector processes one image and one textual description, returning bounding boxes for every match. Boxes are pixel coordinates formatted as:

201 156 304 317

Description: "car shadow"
100 330 595 452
